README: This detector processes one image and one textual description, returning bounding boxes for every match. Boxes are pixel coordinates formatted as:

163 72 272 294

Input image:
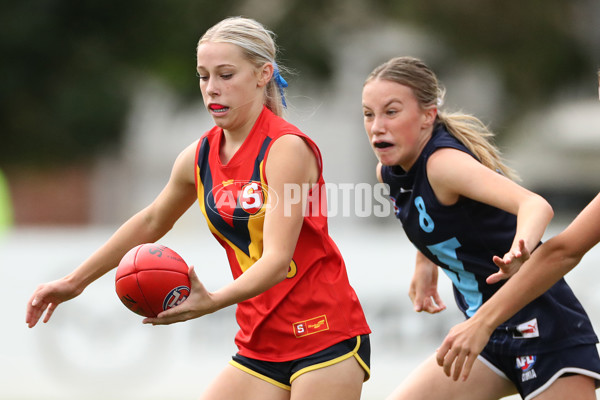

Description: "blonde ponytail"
437 111 519 181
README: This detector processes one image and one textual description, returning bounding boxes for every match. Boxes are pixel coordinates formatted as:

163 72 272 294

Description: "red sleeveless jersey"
194 107 370 361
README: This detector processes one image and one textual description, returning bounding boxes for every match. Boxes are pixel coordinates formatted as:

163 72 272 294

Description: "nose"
205 77 220 97
369 114 386 136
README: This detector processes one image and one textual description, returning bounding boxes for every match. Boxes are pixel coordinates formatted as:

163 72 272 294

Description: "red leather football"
115 243 191 317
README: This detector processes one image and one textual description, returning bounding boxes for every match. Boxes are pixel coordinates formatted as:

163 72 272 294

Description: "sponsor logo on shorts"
516 355 537 382
293 315 329 337
512 318 540 339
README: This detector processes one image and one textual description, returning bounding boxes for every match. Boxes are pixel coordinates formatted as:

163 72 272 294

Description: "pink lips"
209 103 229 113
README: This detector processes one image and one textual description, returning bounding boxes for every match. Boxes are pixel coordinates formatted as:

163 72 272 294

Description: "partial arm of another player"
25 142 199 328
145 134 320 325
409 250 446 313
436 192 600 381
375 162 446 314
375 163 446 314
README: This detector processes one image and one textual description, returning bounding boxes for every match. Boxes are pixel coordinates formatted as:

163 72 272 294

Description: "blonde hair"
365 56 519 181
198 17 286 116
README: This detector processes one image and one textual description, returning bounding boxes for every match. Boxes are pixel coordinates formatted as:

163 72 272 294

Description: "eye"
386 108 397 116
221 73 233 80
363 110 374 118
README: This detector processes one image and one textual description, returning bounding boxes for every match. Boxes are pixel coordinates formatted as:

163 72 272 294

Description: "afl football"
115 243 190 317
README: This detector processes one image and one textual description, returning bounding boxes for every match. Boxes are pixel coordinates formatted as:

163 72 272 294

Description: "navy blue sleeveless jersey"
381 124 598 355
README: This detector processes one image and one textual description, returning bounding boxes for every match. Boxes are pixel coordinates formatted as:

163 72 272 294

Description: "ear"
422 107 438 128
257 63 273 88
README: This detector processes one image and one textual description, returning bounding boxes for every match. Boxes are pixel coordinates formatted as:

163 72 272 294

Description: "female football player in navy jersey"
26 17 371 400
436 68 600 387
362 56 600 400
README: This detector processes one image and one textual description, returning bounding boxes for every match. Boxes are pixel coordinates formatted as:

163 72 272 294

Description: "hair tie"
272 62 288 108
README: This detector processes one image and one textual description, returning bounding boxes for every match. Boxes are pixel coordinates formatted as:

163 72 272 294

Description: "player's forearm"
210 254 290 311
67 209 170 290
513 194 553 253
415 250 437 271
492 195 600 325
473 238 576 331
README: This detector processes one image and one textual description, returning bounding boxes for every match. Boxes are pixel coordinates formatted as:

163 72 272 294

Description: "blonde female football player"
26 16 371 400
362 56 600 400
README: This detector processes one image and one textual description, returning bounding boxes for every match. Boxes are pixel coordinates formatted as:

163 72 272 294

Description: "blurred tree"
0 0 210 166
0 0 596 167
370 0 594 117
0 0 340 167
0 169 13 230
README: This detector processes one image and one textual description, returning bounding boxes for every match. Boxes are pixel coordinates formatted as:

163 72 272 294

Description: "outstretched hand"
486 239 530 285
409 258 446 314
143 266 214 325
26 278 82 328
436 317 493 381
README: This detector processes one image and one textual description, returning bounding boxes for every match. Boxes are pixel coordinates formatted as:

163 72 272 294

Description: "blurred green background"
1 0 599 225
2 0 597 166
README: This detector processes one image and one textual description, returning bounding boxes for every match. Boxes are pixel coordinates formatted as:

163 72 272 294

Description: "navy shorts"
230 335 371 390
480 343 600 400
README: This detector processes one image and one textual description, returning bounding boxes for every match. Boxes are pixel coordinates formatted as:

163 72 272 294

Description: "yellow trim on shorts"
290 335 371 383
229 360 291 391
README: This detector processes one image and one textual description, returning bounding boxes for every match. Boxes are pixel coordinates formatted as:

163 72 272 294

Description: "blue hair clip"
272 62 288 108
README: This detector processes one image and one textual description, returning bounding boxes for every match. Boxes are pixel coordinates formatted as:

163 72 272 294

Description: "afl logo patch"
516 355 536 371
163 285 190 311
389 195 401 216
516 355 538 382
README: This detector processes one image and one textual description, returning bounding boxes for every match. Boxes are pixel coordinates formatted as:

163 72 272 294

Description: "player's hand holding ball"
115 242 216 325
142 264 214 326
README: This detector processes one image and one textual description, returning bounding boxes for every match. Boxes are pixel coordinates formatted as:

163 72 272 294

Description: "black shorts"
480 343 600 400
230 335 371 390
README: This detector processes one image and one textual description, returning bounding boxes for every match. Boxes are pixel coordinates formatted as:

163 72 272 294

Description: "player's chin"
375 154 399 167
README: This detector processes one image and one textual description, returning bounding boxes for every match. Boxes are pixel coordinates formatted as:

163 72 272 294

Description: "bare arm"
428 148 553 273
26 142 199 327
409 250 446 313
144 134 320 324
436 193 600 381
375 162 383 183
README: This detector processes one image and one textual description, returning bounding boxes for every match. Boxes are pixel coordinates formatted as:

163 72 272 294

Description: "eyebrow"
383 98 402 107
362 98 402 109
196 63 236 72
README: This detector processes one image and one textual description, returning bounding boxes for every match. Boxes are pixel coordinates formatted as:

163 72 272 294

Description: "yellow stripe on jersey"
243 159 266 272
195 163 266 274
